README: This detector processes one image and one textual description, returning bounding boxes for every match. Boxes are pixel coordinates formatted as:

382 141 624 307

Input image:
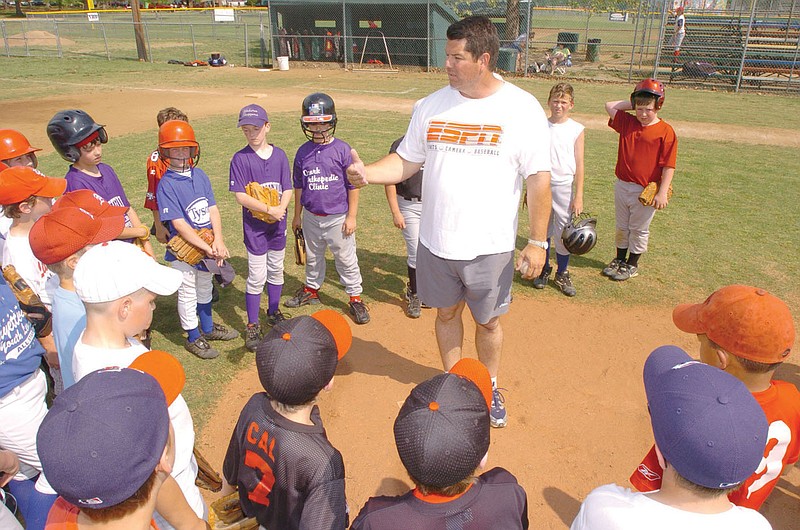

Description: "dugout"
266 0 459 68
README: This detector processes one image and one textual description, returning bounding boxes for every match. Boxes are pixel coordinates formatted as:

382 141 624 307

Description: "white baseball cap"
74 241 182 303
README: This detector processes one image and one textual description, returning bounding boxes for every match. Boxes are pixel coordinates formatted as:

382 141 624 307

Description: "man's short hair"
446 15 500 70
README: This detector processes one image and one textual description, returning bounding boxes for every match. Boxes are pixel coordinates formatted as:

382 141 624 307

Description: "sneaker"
245 323 262 352
266 309 288 327
284 286 321 308
404 286 421 319
203 322 239 341
533 264 552 289
349 299 370 325
602 258 623 277
554 270 577 297
611 263 639 281
490 387 508 428
185 336 220 359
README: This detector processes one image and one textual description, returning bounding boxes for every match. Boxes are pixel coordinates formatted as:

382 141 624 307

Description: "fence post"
102 23 110 61
342 0 347 69
144 21 153 63
1 21 8 58
191 24 197 61
629 1 643 81
651 0 669 78
54 20 62 58
427 0 431 71
244 23 249 68
23 20 29 57
524 0 532 75
736 0 759 92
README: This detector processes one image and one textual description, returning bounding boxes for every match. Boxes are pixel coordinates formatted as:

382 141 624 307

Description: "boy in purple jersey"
285 93 369 325
222 309 351 530
352 358 529 529
46 110 153 257
229 105 293 352
156 120 238 360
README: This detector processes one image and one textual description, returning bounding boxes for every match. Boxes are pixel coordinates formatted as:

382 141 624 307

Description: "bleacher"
661 14 799 89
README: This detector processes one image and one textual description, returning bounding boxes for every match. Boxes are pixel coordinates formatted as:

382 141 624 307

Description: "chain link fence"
4 1 798 92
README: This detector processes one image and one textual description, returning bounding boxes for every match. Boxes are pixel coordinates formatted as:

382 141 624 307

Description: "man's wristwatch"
527 239 548 249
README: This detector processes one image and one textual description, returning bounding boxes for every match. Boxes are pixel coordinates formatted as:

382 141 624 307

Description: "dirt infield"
4 71 799 528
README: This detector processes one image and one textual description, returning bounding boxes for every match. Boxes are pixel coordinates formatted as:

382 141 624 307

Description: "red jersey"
144 149 169 211
630 380 800 510
609 111 677 187
46 497 160 529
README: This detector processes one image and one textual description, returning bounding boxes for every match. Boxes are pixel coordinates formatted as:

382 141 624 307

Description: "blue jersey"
156 167 217 263
0 275 45 397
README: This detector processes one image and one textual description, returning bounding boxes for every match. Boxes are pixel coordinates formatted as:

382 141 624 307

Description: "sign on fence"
214 9 235 22
87 12 99 22
609 12 629 22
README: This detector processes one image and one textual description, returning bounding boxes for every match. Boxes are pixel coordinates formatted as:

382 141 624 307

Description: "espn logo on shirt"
427 121 502 146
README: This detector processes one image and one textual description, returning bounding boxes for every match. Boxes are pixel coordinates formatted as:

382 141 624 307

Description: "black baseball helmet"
561 213 598 255
47 110 108 163
300 92 337 142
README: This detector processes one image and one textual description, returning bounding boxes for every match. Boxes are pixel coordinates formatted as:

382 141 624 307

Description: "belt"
400 196 422 202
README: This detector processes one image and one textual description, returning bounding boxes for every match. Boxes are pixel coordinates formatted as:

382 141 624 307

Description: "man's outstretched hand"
347 149 368 188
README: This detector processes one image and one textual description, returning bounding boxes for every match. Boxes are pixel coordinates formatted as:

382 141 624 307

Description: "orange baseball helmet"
631 78 666 110
158 120 199 168
0 129 41 165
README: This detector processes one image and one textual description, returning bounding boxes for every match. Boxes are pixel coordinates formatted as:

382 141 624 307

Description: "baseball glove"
167 228 215 266
245 182 281 223
209 492 258 530
294 228 306 266
193 447 222 492
2 265 52 338
638 182 674 206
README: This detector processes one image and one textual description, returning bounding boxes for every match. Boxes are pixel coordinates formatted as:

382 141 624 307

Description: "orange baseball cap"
0 166 66 205
129 350 186 406
673 285 795 363
450 358 493 411
30 206 125 265
54 189 128 218
310 309 352 360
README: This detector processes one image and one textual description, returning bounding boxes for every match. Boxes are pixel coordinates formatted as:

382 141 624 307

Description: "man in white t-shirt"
72 241 208 530
347 15 551 428
571 345 772 530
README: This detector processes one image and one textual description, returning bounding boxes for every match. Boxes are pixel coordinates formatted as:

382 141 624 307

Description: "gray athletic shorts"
417 243 514 324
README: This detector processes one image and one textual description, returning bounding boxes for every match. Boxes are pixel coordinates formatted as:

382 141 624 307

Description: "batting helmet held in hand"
561 213 598 255
158 120 200 169
301 92 337 142
0 130 41 167
631 78 665 110
47 110 108 163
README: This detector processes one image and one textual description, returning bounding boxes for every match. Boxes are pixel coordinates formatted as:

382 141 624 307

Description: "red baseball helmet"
0 129 41 165
631 78 666 110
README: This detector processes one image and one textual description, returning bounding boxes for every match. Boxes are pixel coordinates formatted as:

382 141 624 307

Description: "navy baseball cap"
644 345 768 489
37 368 170 508
256 310 351 405
238 104 269 127
394 371 491 489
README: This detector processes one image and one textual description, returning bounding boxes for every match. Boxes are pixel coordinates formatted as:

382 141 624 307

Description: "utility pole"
131 0 148 61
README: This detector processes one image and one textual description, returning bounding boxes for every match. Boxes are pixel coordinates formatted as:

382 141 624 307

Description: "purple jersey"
223 393 348 530
65 163 131 225
292 138 354 216
351 468 528 530
156 167 217 263
229 145 291 255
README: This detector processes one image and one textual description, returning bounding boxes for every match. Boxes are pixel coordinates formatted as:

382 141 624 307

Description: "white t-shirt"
548 118 585 186
397 82 551 260
571 484 772 530
2 233 59 309
72 336 205 524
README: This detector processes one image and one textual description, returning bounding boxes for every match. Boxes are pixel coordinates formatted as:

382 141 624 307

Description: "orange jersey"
609 111 677 187
46 497 160 529
144 149 170 211
631 380 800 510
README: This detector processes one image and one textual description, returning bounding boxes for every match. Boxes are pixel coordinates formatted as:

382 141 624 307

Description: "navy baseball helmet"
300 92 337 142
47 110 108 163
561 213 597 255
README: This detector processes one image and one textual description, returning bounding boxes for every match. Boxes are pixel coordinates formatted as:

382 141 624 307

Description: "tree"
571 0 636 50
506 0 519 41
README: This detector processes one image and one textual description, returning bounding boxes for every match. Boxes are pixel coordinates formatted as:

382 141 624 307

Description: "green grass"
13 63 800 427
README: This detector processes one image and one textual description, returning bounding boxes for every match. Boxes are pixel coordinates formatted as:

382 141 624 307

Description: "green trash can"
557 32 579 54
586 38 601 62
497 48 519 72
